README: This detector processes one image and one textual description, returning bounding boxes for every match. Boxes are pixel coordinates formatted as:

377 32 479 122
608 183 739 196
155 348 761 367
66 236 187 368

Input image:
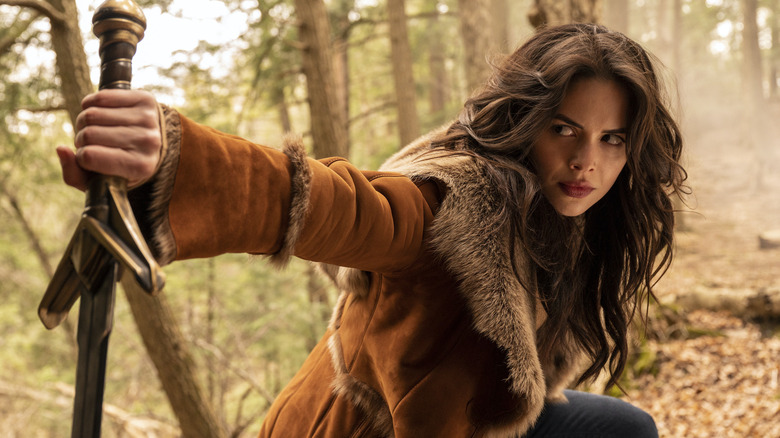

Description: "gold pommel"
92 0 147 46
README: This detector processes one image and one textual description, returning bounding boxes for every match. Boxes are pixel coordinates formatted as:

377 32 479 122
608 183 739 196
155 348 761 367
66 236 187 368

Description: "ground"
620 123 780 437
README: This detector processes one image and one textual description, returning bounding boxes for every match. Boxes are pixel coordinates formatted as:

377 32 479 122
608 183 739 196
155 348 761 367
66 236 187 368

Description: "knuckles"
137 128 161 151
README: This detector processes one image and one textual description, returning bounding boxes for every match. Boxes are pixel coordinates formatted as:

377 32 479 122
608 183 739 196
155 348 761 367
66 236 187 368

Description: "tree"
293 0 349 158
741 0 772 188
741 0 763 109
426 1 451 117
458 0 493 93
603 0 628 34
36 0 90 127
387 0 421 146
490 0 511 52
528 0 602 27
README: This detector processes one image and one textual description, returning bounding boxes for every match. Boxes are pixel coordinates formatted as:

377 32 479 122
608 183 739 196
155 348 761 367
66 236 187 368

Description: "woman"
59 24 685 437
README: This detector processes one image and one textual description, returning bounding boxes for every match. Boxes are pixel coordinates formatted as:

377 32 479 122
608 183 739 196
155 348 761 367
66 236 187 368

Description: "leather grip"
92 0 146 90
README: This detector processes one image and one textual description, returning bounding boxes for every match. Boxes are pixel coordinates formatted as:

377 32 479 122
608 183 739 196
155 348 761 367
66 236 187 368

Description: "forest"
0 0 779 436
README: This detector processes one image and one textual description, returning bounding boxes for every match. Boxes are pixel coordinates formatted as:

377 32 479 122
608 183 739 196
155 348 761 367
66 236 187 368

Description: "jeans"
523 390 658 438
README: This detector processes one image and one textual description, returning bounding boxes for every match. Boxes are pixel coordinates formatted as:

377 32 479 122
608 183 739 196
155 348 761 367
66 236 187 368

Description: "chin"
550 200 592 217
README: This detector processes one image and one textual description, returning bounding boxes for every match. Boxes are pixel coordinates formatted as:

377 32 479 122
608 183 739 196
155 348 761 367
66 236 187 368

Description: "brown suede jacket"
131 107 583 437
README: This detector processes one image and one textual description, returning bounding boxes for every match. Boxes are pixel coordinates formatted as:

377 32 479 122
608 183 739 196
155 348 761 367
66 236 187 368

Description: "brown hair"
432 23 687 388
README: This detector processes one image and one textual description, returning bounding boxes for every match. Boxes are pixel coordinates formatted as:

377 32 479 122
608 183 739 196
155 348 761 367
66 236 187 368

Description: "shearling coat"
132 107 583 437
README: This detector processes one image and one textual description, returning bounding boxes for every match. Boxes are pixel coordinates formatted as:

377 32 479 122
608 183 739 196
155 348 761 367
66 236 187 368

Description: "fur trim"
269 133 312 267
328 333 394 437
128 104 181 265
379 129 548 435
316 264 371 298
541 335 584 403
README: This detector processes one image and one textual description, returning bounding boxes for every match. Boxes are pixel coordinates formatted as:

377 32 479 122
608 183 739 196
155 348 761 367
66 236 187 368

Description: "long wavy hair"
431 23 687 388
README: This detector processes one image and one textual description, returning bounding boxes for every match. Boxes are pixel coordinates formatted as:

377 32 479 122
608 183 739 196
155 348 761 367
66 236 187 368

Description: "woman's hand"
57 89 162 191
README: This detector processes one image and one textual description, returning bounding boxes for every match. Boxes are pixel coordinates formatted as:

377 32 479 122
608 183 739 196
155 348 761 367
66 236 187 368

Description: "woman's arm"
60 90 438 273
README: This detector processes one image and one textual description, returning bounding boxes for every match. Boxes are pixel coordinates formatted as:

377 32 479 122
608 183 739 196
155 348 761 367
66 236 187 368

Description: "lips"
558 182 595 198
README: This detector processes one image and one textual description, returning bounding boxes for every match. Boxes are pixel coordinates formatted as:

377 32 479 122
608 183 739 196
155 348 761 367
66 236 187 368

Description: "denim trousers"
523 390 659 438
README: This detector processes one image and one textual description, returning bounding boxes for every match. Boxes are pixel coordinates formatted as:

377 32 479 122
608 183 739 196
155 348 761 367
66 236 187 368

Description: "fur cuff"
268 133 312 267
128 103 180 265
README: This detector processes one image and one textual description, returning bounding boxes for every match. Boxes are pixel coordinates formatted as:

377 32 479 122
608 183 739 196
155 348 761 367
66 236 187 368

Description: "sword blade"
71 260 117 438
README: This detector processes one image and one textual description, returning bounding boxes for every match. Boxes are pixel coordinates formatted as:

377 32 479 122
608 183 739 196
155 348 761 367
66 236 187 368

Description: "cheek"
604 161 627 190
531 143 561 179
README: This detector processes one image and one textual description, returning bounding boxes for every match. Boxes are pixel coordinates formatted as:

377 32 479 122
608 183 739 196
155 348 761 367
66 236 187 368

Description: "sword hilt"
93 0 146 91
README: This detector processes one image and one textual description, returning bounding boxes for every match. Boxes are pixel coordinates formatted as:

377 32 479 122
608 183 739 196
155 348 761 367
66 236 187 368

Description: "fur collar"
324 128 560 436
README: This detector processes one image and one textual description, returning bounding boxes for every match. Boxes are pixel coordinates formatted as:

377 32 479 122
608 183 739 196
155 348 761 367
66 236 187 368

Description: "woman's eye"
603 134 625 146
553 125 574 136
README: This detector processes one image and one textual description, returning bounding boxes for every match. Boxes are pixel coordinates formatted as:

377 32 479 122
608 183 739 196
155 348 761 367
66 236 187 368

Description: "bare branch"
0 0 67 24
349 100 396 124
15 104 68 113
0 380 180 437
193 338 276 405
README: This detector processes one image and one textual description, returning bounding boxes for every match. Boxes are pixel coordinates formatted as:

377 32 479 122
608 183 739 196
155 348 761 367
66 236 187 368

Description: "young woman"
59 23 685 437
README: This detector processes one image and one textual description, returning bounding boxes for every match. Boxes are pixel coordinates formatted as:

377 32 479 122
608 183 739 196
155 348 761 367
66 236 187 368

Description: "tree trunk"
490 0 510 52
741 0 769 188
458 0 493 94
741 0 763 110
603 0 628 33
528 0 602 28
332 34 351 145
427 3 449 116
273 86 292 134
123 283 228 438
387 0 421 147
46 0 92 127
671 0 682 75
293 0 349 158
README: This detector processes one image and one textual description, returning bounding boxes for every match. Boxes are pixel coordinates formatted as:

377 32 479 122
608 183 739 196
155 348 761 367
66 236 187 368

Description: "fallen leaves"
625 311 780 438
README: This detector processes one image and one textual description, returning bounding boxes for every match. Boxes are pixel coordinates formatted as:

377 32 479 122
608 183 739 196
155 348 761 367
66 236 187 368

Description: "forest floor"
620 129 780 437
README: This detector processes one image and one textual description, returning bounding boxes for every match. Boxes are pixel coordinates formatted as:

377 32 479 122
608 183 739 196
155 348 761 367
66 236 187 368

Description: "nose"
569 138 597 172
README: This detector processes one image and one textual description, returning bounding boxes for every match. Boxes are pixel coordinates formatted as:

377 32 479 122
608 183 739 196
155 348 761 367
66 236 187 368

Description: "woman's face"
531 77 629 217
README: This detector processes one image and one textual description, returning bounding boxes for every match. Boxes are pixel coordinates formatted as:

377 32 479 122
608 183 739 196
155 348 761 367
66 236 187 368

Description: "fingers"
74 123 159 156
57 145 89 191
70 89 162 187
75 145 158 187
81 89 157 111
77 91 159 132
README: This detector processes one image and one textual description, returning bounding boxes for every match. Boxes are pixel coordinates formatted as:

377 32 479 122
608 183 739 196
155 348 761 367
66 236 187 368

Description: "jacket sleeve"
129 108 438 273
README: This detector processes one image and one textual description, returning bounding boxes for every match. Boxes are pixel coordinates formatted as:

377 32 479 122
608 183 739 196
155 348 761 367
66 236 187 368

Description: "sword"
38 1 164 436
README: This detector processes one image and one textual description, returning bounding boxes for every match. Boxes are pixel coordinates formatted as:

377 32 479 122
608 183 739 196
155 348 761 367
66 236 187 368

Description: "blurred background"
0 0 778 436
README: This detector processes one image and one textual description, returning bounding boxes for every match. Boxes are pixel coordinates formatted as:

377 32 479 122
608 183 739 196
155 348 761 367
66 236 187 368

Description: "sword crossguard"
38 0 164 330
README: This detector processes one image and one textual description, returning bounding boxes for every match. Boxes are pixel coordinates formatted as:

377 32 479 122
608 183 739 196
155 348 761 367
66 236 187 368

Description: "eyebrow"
553 114 628 134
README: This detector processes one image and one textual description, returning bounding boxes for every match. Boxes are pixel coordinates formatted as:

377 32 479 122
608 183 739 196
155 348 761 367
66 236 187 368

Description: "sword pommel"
93 0 147 90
